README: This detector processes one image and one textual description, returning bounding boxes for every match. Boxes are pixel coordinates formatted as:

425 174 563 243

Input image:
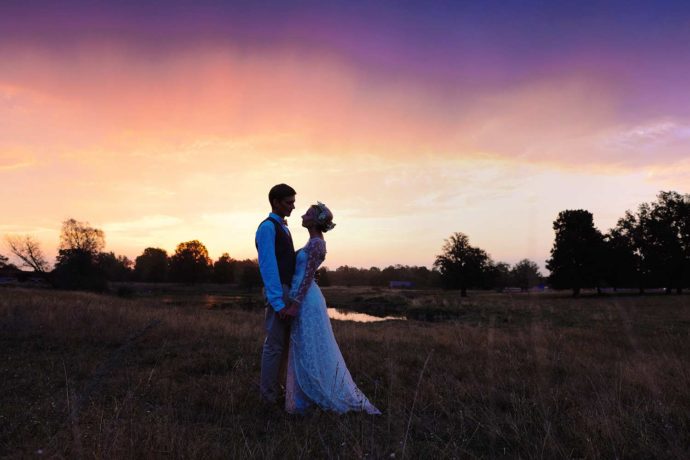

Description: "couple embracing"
256 184 380 415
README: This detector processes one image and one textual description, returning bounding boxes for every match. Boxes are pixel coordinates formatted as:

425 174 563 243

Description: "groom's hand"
280 301 299 318
285 304 298 317
277 308 292 320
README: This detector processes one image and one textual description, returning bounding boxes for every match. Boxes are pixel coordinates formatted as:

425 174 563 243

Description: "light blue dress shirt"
256 212 291 311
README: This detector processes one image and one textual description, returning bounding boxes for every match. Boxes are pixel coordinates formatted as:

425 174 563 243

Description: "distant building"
389 281 414 289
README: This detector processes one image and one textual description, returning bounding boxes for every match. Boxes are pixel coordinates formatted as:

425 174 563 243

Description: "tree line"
1 219 262 291
433 190 689 296
1 218 544 293
2 190 687 296
546 191 690 296
1 221 545 297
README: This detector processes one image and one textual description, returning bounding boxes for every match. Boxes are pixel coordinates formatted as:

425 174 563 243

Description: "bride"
282 202 380 415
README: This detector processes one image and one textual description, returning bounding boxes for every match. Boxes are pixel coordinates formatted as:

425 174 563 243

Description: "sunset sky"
2 1 689 271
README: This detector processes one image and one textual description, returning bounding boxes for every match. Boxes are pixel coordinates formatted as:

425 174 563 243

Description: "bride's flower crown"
315 201 336 232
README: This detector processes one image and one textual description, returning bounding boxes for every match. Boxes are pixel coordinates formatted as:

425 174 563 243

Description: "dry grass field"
1 287 688 458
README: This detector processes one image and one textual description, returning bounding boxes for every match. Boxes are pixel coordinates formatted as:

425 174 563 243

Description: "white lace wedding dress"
285 237 380 415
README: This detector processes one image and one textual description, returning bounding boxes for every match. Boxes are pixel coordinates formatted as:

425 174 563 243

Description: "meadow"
1 286 688 458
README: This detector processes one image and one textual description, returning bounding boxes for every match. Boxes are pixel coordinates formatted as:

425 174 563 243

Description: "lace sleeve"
291 239 326 306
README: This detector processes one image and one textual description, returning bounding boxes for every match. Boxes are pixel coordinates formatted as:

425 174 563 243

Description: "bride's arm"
288 239 326 312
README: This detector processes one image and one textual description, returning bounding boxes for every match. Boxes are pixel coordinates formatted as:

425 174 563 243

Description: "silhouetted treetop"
611 191 690 294
60 218 105 255
213 252 236 284
169 240 212 283
134 247 168 283
546 209 604 296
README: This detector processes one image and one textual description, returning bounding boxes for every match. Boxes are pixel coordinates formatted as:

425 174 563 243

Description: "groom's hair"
268 183 296 204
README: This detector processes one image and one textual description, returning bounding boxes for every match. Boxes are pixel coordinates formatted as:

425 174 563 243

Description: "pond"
327 308 405 323
156 294 406 322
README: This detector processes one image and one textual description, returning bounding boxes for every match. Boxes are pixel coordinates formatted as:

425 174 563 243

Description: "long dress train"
285 237 380 415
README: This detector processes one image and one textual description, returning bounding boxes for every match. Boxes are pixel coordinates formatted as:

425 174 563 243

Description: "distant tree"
486 261 511 291
168 240 212 283
434 232 491 297
237 259 261 291
0 253 18 271
134 247 168 282
511 259 542 292
380 265 401 286
323 264 440 288
5 235 50 273
213 253 236 284
367 266 383 286
59 218 105 255
546 210 604 296
316 267 331 286
333 265 366 287
96 252 133 282
428 267 444 288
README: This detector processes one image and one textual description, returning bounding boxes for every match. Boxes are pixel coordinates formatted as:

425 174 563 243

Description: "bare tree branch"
5 234 50 273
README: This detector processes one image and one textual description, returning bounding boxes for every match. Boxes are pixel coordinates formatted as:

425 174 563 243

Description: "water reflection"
328 308 405 323
157 295 405 322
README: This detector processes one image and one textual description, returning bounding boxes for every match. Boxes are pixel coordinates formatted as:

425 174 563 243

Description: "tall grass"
1 287 688 458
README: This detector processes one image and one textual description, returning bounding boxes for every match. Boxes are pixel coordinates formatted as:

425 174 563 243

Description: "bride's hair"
311 202 336 232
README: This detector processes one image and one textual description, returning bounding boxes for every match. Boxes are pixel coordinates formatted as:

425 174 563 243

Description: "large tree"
434 232 491 297
604 211 654 293
641 191 690 293
134 247 169 282
602 225 640 291
609 191 690 294
168 240 212 283
52 249 107 291
4 235 50 273
52 219 108 290
546 210 604 296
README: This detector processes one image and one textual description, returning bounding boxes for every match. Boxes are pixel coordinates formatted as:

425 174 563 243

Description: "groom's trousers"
260 285 291 403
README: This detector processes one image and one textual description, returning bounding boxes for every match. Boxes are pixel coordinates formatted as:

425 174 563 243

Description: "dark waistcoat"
256 217 296 285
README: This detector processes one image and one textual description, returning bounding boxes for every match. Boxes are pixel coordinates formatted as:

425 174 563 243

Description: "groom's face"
273 195 296 218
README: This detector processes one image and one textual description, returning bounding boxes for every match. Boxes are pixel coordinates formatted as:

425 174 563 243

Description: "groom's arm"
256 222 286 312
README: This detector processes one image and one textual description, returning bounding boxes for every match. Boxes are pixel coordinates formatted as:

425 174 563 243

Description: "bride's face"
301 207 318 228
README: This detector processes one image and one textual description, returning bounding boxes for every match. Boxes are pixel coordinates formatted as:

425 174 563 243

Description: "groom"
256 183 297 404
